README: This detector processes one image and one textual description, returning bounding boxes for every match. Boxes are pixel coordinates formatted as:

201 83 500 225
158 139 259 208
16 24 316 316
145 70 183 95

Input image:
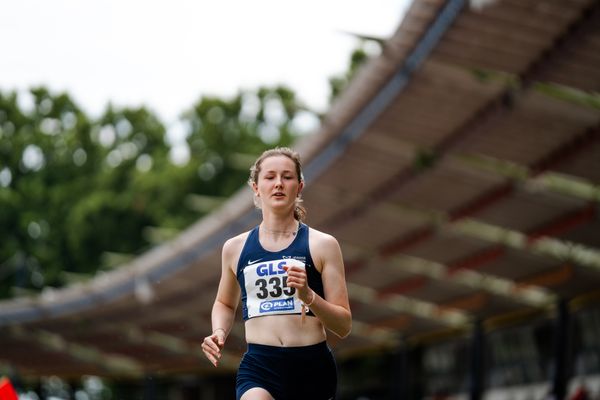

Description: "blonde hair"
248 147 306 221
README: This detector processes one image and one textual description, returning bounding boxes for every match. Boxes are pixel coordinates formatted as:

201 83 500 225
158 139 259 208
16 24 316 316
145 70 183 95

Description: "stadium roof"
1 0 599 378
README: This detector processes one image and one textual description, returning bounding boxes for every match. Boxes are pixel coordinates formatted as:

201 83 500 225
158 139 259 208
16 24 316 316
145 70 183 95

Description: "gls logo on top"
260 298 294 313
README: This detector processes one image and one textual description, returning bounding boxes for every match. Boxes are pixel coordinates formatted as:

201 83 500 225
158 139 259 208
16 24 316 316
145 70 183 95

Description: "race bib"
244 258 305 318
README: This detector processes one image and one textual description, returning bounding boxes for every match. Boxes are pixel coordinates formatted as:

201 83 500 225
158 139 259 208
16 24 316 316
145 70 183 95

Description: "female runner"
202 147 352 400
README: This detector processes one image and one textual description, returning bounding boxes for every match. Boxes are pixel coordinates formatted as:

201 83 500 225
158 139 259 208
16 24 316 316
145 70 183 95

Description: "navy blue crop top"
236 223 324 320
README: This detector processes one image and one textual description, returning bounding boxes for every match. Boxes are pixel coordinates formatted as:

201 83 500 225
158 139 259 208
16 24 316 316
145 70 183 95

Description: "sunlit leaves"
0 84 312 298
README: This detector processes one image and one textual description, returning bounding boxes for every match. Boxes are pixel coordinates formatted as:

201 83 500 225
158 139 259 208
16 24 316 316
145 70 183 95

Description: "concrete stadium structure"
2 0 600 398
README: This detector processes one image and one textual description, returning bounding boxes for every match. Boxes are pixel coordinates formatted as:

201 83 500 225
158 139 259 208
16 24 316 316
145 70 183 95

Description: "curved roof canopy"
1 0 600 378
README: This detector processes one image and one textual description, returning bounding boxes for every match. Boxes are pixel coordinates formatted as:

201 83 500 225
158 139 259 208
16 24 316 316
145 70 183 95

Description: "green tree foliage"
328 39 382 104
0 85 312 299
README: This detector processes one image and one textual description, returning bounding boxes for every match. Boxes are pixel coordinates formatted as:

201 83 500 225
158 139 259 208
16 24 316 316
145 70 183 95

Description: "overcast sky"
1 0 411 131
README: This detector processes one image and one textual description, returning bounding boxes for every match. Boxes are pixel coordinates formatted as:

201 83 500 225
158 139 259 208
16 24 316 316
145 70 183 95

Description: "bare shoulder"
308 226 340 248
222 230 251 267
308 226 342 263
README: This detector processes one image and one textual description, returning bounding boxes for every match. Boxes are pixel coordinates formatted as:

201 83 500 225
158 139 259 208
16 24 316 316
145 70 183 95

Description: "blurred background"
1 0 600 399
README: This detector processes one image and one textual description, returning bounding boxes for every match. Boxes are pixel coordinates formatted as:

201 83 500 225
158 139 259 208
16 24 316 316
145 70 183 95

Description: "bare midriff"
245 314 326 347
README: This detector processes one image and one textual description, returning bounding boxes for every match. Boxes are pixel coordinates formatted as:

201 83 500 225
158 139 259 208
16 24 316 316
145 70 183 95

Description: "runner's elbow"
333 318 352 339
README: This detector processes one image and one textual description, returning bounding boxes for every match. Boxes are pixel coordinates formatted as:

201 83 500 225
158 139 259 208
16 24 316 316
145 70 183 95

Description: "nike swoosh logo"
248 258 263 265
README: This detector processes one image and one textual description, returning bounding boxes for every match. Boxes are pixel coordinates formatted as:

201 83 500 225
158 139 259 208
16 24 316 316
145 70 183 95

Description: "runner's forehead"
261 168 296 176
260 156 297 174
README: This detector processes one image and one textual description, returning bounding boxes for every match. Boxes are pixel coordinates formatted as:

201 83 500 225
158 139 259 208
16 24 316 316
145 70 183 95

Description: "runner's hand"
284 265 310 303
202 330 225 367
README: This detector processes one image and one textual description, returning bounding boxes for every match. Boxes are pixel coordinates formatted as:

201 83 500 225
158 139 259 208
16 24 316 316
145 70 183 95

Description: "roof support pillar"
551 298 571 400
142 374 157 400
389 342 408 399
469 319 484 400
390 342 424 400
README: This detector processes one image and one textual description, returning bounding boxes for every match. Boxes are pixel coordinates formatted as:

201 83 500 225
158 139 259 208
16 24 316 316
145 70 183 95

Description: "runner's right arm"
202 237 241 367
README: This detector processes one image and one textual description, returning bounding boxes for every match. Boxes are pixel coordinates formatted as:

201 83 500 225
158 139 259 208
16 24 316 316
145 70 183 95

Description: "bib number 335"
255 276 295 299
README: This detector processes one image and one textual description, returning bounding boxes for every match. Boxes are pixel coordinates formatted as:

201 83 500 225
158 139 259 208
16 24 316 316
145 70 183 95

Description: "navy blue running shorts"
236 341 337 400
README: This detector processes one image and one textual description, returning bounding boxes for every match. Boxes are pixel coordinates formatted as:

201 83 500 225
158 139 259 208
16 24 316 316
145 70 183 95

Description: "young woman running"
201 147 352 400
